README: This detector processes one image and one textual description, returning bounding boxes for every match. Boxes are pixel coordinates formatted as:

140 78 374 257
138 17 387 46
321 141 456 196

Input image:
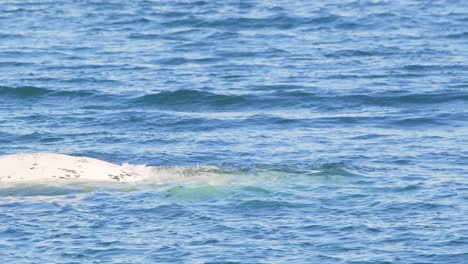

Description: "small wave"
53 90 108 98
389 116 448 127
0 86 49 97
334 21 363 30
0 61 35 67
215 48 290 59
2 86 465 111
206 31 241 40
306 14 341 25
0 86 114 101
132 89 252 109
276 90 468 107
2 131 64 144
128 33 161 40
131 89 323 110
154 56 221 66
0 184 92 197
0 33 24 39
325 49 388 58
237 199 303 210
130 89 468 111
163 14 340 30
60 77 121 85
107 17 153 26
313 91 468 108
445 32 468 39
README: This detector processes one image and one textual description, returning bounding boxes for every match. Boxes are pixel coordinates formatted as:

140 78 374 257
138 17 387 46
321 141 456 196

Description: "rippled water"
1 0 468 263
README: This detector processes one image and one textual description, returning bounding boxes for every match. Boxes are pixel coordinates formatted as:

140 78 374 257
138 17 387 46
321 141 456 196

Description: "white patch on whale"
0 153 144 182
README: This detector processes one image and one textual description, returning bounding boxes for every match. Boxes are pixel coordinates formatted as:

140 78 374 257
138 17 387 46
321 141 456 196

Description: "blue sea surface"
1 0 468 263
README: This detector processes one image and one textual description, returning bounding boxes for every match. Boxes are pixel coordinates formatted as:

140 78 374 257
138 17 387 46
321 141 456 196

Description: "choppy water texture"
1 0 468 263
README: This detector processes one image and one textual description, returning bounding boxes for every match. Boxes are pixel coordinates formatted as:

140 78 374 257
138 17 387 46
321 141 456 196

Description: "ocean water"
1 0 468 263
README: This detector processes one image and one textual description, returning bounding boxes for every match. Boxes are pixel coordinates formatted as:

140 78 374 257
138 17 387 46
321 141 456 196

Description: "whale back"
0 153 141 182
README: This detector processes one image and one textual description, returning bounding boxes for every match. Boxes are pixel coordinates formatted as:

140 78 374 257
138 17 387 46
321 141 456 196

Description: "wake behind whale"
0 153 226 184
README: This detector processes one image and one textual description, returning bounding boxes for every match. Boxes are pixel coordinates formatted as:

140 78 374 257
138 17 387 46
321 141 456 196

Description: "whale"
0 153 144 183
